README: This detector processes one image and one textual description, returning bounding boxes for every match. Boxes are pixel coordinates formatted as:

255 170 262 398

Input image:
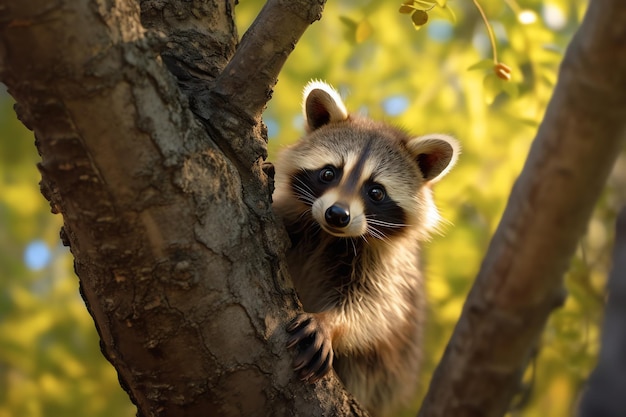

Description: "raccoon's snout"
325 204 350 228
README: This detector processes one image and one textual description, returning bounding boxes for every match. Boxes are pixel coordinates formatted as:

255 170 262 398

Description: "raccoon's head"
274 81 459 240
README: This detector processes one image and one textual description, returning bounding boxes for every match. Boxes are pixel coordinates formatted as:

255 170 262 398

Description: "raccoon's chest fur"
286 227 366 312
285 224 422 314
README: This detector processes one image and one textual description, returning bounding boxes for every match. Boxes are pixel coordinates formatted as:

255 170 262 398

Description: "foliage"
0 0 621 416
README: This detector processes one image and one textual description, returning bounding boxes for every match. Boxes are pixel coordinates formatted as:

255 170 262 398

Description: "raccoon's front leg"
286 312 334 382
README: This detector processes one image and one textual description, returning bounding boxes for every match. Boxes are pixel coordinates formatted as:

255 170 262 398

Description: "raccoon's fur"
275 81 459 417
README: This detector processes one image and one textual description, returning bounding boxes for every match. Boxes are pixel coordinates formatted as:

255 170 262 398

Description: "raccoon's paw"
286 313 334 383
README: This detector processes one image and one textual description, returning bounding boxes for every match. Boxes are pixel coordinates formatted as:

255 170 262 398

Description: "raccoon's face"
274 81 459 240
288 129 416 239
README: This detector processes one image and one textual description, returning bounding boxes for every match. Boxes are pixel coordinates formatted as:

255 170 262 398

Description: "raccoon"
275 81 459 417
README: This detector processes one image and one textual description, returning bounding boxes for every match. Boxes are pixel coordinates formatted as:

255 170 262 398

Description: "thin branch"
472 0 498 63
211 0 326 121
419 2 626 416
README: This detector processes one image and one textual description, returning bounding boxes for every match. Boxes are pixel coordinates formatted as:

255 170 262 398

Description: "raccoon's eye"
319 167 336 183
368 185 386 202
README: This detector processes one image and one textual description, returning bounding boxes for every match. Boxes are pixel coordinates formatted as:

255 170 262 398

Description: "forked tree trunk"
0 1 624 417
0 0 360 416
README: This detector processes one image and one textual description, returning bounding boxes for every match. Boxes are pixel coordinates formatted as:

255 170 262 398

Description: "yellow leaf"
413 0 437 10
440 3 456 23
355 20 373 43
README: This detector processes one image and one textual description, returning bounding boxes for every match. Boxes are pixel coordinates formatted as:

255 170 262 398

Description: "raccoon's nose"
325 204 350 228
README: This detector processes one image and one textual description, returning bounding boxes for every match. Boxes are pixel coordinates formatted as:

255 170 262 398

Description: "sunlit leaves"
467 58 497 72
439 3 456 23
399 0 455 30
469 59 516 102
340 16 373 43
483 73 519 103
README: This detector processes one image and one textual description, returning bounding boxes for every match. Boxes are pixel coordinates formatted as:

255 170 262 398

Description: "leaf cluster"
399 0 455 30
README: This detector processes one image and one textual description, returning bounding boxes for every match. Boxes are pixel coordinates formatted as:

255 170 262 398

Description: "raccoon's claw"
286 313 334 382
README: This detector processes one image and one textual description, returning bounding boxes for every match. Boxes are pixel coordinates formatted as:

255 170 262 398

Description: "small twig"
472 0 498 64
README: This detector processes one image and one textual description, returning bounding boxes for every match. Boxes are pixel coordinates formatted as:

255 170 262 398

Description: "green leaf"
467 59 495 71
501 80 519 98
339 16 358 44
515 118 540 128
413 0 438 11
339 15 358 30
440 3 456 23
483 73 500 104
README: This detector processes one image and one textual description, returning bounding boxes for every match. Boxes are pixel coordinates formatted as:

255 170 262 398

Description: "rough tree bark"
0 1 624 417
0 0 364 416
419 2 626 417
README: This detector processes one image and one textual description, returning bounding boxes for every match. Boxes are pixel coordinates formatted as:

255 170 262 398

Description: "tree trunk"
0 0 363 416
0 0 624 417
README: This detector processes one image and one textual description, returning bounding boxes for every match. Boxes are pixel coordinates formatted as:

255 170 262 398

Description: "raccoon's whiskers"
292 185 316 205
366 225 388 241
349 237 358 257
295 207 312 224
292 176 316 205
367 217 407 230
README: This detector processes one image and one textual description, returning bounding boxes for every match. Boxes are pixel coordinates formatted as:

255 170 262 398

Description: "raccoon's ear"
406 134 460 183
303 81 348 132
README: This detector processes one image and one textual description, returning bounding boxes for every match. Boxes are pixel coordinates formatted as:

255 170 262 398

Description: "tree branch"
186 0 327 170
419 2 626 416
213 0 326 121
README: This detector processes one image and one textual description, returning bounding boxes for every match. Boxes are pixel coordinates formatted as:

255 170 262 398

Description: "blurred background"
1 0 623 416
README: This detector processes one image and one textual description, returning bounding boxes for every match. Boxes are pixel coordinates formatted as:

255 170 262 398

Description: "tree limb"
212 0 326 121
419 2 626 416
